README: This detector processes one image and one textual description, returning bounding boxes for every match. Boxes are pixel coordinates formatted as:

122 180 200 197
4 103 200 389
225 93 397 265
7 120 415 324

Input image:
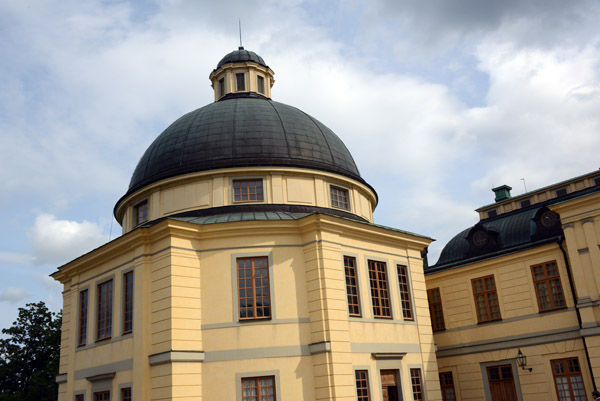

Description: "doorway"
486 365 518 401
380 369 401 401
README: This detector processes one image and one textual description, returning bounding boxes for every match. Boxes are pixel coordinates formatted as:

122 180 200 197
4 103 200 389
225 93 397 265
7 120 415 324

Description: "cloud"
0 287 30 303
0 251 34 266
29 213 107 266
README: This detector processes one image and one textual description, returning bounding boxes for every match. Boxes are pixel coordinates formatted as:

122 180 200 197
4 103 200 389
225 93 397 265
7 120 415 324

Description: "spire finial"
238 19 243 50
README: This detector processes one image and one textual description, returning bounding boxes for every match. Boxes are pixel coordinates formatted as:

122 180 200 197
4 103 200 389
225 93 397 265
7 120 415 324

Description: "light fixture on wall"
516 348 532 372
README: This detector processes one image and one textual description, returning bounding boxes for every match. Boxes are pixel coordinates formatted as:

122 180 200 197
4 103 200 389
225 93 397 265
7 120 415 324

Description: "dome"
124 94 367 199
216 46 267 69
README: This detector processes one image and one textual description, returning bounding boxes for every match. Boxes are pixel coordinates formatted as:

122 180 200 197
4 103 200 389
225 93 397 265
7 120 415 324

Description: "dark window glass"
219 77 225 97
93 391 110 401
487 210 497 218
233 179 263 202
236 73 245 91
440 372 456 401
368 260 392 318
75 395 85 401
97 280 113 341
241 376 275 401
121 387 131 401
410 368 424 401
472 275 501 323
257 76 265 94
78 290 88 346
532 261 566 312
123 271 133 334
552 358 586 401
330 186 349 210
556 188 568 197
133 200 148 226
520 199 531 208
237 257 271 320
428 288 445 331
397 265 413 320
344 256 361 316
355 370 370 401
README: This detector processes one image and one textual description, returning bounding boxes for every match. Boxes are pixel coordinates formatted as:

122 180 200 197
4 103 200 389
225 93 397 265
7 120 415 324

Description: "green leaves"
0 302 61 401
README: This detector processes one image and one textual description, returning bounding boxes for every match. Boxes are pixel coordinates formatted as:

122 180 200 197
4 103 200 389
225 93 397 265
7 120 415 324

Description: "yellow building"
52 48 442 401
426 170 600 401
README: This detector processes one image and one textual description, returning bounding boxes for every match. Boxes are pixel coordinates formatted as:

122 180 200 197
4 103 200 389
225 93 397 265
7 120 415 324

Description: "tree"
0 302 61 401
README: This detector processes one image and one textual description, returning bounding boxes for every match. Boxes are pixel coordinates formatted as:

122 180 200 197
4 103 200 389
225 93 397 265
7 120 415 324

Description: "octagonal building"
53 47 441 401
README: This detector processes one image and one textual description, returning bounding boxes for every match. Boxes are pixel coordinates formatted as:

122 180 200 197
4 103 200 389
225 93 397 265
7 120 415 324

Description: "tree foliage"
0 302 61 401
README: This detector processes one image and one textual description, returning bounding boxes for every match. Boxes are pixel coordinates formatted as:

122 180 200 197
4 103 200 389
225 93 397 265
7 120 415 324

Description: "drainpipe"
557 236 597 390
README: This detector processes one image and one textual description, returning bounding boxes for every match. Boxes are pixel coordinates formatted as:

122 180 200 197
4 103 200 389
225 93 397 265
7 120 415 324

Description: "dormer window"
236 73 245 91
257 76 265 94
330 186 350 210
133 199 148 226
219 77 225 98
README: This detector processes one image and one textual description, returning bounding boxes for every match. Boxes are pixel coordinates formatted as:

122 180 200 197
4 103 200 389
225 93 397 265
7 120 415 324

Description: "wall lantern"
516 348 532 372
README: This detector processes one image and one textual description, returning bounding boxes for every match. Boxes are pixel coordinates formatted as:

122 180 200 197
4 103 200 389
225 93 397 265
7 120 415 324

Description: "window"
344 256 361 316
427 288 445 331
94 391 110 401
257 75 265 94
237 257 271 320
236 73 245 91
594 177 600 186
552 358 586 401
78 290 88 346
123 271 133 334
241 376 275 401
233 179 263 202
133 199 148 226
97 280 113 341
330 186 350 210
75 395 85 401
355 370 371 401
368 260 392 318
410 369 424 401
439 372 456 401
121 388 131 401
531 261 566 312
219 77 225 98
520 199 531 208
472 275 501 323
556 187 568 197
397 264 413 320
487 209 497 218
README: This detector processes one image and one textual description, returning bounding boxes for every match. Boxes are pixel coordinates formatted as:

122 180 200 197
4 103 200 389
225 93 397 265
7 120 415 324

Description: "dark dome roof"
123 94 369 199
216 47 267 69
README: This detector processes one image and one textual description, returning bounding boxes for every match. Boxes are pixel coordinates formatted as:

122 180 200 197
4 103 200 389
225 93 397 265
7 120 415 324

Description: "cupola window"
219 77 225 98
233 179 263 202
236 73 246 91
133 199 148 226
330 186 350 210
257 75 265 94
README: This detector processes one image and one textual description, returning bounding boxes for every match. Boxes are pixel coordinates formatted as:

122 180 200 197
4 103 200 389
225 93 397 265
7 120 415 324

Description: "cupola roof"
216 46 267 69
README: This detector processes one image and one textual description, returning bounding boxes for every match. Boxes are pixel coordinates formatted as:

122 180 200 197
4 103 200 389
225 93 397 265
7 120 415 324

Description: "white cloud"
0 287 30 303
0 251 34 266
29 213 107 266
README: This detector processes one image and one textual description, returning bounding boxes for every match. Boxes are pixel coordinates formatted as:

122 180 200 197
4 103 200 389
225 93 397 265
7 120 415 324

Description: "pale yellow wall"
116 167 377 233
54 213 437 401
427 188 600 401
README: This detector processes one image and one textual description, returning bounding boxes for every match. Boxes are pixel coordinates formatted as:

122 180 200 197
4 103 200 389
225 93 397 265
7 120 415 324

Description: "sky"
1 0 599 331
